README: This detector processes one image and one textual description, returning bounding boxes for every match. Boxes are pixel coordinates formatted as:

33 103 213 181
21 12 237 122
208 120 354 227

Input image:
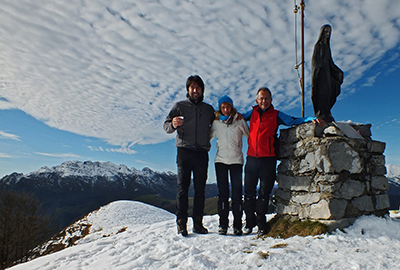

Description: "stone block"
309 199 331 219
298 204 311 219
292 192 321 204
352 195 374 212
318 182 338 194
339 180 365 200
277 159 298 173
279 127 299 144
324 126 345 136
367 140 386 154
328 141 363 174
276 203 298 216
274 189 291 202
299 147 328 174
279 122 316 144
314 173 340 183
367 155 386 175
277 143 294 159
277 174 314 191
371 176 389 191
296 122 316 140
329 199 347 219
293 137 322 158
375 193 390 210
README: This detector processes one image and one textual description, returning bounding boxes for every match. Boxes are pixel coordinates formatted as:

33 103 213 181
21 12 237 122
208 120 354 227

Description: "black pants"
215 163 243 229
176 148 208 223
243 156 276 229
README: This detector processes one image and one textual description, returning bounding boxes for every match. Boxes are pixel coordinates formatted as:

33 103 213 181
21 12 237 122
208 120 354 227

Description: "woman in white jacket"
210 95 249 235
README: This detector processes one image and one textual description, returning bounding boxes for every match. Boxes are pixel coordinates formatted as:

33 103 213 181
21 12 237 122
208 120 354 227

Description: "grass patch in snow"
263 215 329 239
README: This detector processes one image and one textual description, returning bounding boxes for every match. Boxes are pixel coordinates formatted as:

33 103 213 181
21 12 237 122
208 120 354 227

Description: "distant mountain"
386 164 400 210
387 164 400 179
0 161 218 232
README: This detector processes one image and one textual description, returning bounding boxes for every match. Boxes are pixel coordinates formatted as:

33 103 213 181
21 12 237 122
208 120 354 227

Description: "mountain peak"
387 164 400 178
27 160 138 178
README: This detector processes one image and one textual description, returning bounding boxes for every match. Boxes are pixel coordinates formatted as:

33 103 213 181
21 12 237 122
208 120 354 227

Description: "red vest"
247 106 279 157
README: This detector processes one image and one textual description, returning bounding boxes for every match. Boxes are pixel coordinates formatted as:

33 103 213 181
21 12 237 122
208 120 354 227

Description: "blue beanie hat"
218 95 234 109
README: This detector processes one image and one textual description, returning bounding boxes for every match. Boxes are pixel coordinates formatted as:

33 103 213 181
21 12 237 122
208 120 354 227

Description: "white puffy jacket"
210 114 249 165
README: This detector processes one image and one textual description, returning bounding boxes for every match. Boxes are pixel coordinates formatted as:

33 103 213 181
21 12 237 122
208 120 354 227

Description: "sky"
8 200 400 269
1 0 400 181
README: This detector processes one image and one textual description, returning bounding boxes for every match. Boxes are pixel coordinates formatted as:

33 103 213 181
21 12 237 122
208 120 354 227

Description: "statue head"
317 24 332 44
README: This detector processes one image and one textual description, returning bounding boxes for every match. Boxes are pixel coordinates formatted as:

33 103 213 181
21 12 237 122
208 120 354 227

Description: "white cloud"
0 0 399 150
0 153 12 158
35 152 82 158
0 131 21 141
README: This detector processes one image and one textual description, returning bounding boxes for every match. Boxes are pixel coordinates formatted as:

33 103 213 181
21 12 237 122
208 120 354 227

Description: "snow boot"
177 219 188 236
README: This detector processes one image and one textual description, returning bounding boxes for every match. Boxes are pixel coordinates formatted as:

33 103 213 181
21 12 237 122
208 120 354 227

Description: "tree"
0 191 51 269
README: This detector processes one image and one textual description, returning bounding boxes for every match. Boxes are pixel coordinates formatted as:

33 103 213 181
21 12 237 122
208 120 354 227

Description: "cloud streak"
0 0 399 151
0 131 21 141
35 152 82 158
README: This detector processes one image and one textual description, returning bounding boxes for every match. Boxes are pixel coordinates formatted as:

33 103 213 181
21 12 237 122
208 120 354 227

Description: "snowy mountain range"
0 160 218 232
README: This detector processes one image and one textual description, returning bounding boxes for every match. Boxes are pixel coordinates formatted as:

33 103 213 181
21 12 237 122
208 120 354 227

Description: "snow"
9 201 400 270
387 164 400 179
27 160 144 178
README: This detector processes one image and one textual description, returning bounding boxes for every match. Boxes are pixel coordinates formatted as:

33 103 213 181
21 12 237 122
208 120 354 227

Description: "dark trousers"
243 156 276 229
176 148 208 224
215 163 243 229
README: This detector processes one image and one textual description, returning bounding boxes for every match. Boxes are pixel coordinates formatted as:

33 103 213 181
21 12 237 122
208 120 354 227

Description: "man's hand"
236 113 244 120
172 116 184 128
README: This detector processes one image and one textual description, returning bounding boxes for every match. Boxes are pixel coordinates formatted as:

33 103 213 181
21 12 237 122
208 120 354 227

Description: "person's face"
188 82 203 101
220 103 232 116
256 90 272 111
323 27 331 39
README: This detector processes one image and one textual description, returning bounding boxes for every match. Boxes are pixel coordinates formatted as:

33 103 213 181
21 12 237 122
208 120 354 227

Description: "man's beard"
188 93 203 103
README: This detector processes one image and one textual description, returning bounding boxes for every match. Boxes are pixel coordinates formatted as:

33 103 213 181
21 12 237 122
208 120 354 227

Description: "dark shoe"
177 220 188 236
218 227 228 235
193 216 208 234
193 224 208 234
234 228 243 236
257 224 271 237
257 228 267 237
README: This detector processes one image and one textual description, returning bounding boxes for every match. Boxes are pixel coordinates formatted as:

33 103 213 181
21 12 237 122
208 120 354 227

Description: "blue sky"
1 0 400 182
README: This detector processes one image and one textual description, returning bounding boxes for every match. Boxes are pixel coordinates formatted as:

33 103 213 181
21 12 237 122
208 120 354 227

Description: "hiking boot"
218 227 228 235
177 220 188 236
257 228 267 237
257 224 271 237
193 217 208 234
234 228 243 236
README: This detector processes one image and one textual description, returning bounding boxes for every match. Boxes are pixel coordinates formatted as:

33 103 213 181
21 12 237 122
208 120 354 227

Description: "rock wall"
275 122 389 230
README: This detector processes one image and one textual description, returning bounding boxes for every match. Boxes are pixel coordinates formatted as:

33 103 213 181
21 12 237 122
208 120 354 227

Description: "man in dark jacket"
164 75 215 236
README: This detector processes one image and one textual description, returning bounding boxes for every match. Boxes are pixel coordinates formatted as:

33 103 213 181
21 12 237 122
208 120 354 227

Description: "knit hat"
218 95 234 109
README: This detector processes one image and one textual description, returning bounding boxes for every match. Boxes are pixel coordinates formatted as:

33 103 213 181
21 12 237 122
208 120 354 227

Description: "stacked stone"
275 122 389 230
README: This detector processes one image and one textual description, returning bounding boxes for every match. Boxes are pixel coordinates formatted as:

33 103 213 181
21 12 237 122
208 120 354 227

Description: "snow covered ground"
8 201 400 270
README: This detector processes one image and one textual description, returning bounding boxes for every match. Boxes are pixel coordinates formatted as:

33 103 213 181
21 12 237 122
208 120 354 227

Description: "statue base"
275 122 389 231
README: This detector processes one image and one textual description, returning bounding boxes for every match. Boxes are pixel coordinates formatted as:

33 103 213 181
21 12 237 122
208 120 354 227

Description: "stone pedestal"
275 122 389 231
